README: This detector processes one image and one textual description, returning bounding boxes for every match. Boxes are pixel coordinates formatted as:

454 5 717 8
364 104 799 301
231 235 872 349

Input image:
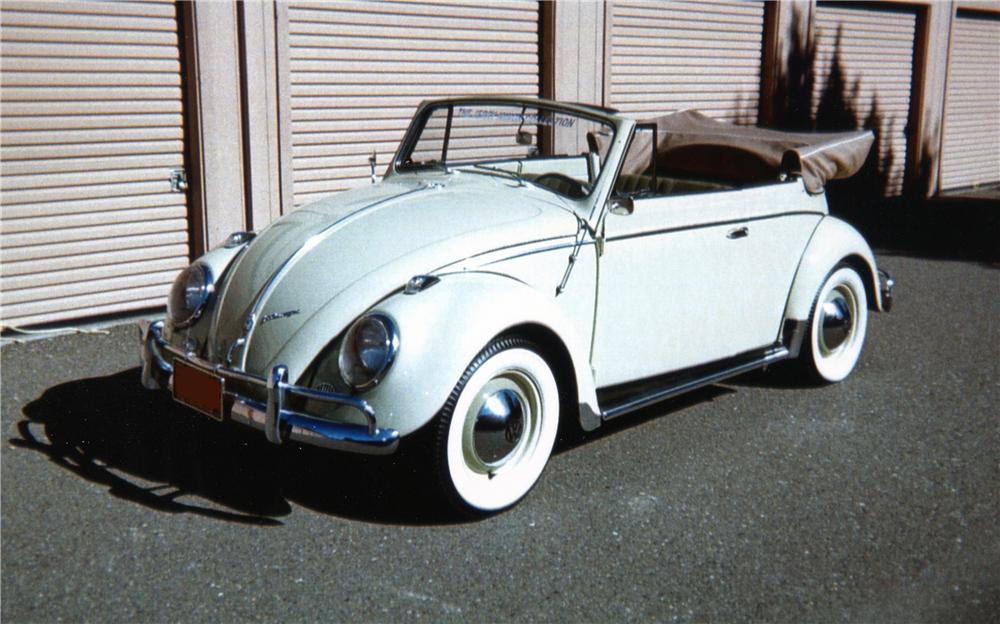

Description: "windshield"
396 101 616 200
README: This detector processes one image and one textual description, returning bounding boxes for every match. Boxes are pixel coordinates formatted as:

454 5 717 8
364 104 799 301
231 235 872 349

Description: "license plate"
173 359 225 421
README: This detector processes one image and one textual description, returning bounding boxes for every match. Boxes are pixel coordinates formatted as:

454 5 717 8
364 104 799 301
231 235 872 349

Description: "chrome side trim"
479 237 587 267
605 211 821 244
141 320 397 454
600 346 791 421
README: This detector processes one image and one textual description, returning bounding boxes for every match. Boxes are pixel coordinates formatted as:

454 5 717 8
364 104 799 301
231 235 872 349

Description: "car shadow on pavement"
722 364 824 390
13 369 756 525
11 368 461 527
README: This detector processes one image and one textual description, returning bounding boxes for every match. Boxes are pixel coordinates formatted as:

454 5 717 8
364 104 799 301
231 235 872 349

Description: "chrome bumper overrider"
140 319 399 454
878 268 894 312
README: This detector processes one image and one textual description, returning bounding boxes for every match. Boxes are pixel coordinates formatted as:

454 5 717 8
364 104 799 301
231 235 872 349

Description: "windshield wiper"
468 163 525 186
404 159 451 173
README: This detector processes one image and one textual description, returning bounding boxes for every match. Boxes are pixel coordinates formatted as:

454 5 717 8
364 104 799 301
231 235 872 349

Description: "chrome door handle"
727 226 749 239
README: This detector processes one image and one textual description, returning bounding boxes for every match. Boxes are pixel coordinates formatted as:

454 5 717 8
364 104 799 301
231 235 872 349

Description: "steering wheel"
533 173 590 199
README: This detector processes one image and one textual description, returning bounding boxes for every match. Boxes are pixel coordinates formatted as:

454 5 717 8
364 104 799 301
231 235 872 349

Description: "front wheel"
434 337 560 514
802 265 869 382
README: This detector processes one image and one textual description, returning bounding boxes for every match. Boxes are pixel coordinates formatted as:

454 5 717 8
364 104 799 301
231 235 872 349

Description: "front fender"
361 271 601 437
784 216 885 322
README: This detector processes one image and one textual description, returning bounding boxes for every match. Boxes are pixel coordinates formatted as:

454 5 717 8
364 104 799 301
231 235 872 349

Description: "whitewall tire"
804 265 869 383
435 337 559 514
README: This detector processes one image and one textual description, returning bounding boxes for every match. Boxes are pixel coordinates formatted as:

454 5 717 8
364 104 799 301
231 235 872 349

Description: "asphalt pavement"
2 253 998 623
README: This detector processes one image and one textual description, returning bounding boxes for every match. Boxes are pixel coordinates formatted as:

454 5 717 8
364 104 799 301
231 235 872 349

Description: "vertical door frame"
180 0 247 257
237 0 284 227
182 0 295 256
936 2 1000 193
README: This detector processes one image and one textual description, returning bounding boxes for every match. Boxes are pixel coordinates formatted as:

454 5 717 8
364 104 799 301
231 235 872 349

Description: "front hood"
207 173 579 375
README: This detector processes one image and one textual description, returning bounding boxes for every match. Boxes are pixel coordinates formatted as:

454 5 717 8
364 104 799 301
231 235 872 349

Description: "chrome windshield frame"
391 97 622 198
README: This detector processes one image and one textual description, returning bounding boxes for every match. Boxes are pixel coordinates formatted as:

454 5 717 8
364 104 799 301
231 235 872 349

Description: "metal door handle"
727 226 749 239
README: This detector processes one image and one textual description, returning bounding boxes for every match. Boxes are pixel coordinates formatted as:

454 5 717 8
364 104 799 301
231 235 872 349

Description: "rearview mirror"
609 197 634 216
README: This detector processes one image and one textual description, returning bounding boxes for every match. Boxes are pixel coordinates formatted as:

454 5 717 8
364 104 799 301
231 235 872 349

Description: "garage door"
812 3 917 196
939 11 1000 191
287 0 541 207
607 0 766 123
0 0 190 328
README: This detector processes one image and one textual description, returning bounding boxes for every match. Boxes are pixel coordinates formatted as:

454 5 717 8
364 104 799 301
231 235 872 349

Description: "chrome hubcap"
464 370 540 473
473 387 526 464
820 290 853 353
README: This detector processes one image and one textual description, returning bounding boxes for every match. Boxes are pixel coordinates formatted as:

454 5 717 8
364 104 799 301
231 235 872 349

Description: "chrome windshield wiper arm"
403 159 452 173
468 163 525 186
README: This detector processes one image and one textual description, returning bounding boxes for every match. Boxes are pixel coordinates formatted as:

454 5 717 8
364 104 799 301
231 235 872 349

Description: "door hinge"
170 168 188 193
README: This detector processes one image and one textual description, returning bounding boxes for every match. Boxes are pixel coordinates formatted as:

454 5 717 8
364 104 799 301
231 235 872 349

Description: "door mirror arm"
609 196 634 216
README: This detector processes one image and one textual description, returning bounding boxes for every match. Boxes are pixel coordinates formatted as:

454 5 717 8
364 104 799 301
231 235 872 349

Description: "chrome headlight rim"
337 313 400 391
167 263 215 329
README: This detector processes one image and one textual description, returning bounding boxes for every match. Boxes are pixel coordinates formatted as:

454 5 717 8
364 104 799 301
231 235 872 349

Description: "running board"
600 346 791 422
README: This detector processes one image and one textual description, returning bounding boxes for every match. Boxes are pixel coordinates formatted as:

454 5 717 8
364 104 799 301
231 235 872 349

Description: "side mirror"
609 197 634 216
516 130 533 146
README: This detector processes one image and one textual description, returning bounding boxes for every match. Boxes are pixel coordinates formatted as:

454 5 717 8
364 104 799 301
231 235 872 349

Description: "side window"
614 124 661 197
613 123 738 198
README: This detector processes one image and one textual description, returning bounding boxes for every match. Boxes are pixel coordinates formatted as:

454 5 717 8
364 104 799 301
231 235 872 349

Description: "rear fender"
784 216 885 322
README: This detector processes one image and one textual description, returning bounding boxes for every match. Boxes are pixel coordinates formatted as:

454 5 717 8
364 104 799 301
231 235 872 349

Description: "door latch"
170 168 188 193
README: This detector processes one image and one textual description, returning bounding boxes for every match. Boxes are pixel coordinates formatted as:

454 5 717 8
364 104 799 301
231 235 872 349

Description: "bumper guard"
141 319 399 454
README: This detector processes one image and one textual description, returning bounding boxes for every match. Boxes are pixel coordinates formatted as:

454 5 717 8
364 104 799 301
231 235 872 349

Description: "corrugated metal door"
287 0 541 207
1 0 190 328
940 11 1000 191
811 3 917 196
606 0 766 123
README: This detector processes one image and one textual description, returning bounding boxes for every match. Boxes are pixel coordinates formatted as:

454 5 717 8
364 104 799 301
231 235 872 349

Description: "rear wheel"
803 265 869 382
433 337 559 514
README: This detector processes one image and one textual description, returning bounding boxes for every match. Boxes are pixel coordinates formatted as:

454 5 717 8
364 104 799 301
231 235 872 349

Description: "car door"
591 189 760 388
733 181 826 345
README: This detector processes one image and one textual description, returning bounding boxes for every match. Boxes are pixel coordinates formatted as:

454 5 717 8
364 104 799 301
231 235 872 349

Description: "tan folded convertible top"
622 110 874 194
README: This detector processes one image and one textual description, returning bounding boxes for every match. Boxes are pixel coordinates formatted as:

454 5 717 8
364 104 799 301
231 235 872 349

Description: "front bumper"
141 320 399 454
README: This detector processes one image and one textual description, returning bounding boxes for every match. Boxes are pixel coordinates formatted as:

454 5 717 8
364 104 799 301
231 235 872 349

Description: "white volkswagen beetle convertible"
142 97 893 514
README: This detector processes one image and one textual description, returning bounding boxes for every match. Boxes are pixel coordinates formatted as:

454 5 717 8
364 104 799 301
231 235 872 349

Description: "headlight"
338 313 399 390
167 263 213 327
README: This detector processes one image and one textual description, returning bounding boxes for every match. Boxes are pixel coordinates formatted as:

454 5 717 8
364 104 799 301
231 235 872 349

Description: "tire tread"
432 336 543 517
